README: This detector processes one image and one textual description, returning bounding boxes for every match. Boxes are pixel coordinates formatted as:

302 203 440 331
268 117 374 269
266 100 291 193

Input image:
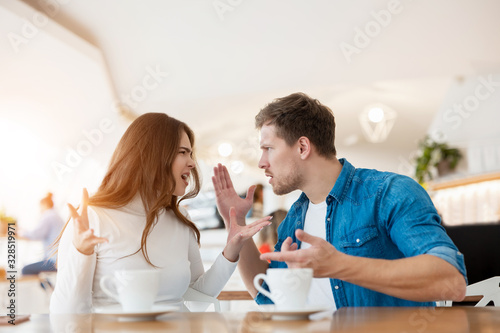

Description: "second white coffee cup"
100 269 160 312
253 268 313 310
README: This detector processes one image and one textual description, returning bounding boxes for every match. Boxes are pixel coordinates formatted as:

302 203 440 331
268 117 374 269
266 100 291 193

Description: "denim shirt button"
356 238 360 243
334 285 339 290
327 218 330 222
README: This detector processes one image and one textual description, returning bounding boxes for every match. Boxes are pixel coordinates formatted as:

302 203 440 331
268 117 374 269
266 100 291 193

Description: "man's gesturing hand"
259 229 344 278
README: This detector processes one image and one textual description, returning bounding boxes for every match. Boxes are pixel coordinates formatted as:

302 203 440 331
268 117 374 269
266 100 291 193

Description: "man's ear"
297 137 311 160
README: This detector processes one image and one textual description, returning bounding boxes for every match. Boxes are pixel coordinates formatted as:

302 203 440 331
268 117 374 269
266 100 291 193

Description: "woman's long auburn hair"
55 113 201 267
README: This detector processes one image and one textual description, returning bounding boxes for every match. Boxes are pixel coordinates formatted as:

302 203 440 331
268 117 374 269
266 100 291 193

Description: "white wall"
428 73 500 175
0 0 127 230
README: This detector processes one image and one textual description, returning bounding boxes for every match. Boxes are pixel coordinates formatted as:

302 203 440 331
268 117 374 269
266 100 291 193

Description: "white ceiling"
10 0 500 175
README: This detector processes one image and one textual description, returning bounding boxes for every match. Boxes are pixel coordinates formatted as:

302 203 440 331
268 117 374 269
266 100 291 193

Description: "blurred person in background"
257 209 287 254
20 192 64 275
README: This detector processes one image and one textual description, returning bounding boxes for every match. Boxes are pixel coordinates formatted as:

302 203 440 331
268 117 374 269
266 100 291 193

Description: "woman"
50 113 271 313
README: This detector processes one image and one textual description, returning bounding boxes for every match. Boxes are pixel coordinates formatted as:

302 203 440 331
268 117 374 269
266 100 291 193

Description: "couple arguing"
50 92 466 313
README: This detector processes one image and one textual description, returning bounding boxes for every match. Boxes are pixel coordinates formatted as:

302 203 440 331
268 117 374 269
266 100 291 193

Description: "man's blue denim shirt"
255 159 467 308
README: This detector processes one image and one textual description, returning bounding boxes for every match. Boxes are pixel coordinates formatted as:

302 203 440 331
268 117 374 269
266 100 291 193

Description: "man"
212 92 466 310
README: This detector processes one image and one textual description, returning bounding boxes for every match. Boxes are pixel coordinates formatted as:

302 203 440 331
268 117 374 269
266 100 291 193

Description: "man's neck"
301 157 342 204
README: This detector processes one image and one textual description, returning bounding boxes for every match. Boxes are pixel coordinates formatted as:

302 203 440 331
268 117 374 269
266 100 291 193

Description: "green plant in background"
0 207 16 236
414 136 462 184
0 208 16 223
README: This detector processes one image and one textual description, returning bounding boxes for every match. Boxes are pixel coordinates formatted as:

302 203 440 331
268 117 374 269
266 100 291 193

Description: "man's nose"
258 154 268 169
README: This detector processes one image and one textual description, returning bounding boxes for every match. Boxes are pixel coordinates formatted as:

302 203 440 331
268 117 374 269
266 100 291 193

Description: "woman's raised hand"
67 188 108 255
212 163 255 225
222 207 272 262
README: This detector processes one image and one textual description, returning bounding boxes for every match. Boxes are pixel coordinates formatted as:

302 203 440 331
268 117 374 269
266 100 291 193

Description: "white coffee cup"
100 269 160 312
253 268 313 310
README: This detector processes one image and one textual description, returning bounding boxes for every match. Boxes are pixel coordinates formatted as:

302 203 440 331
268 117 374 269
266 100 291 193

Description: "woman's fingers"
242 222 271 238
231 214 271 233
68 205 87 233
212 165 222 192
246 216 272 228
219 164 229 189
235 220 271 241
212 175 221 193
81 188 89 222
68 190 109 255
73 217 86 233
213 164 234 193
67 203 79 219
74 228 108 255
85 229 108 245
245 185 256 203
222 165 233 189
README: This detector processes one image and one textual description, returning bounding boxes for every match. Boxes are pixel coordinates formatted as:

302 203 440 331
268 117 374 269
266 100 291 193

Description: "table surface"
2 306 500 332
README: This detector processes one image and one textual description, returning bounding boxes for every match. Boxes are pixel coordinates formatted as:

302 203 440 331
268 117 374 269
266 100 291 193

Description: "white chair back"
465 276 500 307
440 276 500 307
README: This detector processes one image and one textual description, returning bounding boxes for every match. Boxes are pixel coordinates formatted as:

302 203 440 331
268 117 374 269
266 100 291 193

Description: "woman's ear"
297 137 311 160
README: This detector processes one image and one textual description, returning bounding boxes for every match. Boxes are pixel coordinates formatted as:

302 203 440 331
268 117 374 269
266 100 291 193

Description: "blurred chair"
183 287 221 312
464 276 500 307
441 276 500 307
444 224 500 285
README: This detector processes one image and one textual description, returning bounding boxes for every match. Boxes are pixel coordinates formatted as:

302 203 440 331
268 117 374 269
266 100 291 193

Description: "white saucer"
257 305 330 320
93 304 179 321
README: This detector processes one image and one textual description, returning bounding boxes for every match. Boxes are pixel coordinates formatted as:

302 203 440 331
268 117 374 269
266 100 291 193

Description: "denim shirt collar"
329 158 355 204
295 158 355 205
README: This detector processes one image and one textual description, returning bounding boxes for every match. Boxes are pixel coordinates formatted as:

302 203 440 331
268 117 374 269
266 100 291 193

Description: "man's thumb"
295 229 318 244
246 185 257 202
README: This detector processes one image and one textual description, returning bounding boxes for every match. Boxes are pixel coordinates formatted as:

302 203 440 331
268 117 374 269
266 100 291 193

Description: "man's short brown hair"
255 92 336 157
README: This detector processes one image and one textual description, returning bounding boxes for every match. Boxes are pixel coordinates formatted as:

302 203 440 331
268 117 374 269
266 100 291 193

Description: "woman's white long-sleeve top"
50 197 236 313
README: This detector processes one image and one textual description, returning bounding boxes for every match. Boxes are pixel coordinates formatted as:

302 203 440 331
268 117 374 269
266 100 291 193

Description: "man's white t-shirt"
302 200 337 311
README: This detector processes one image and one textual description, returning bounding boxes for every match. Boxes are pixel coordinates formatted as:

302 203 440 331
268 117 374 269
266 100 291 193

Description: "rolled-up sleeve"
426 246 467 283
380 175 468 283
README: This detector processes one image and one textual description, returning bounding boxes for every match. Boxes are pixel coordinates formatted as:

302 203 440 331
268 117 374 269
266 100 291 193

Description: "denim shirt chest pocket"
337 225 384 258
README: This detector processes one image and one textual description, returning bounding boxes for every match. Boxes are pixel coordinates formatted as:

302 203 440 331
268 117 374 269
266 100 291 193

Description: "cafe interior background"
1 0 500 313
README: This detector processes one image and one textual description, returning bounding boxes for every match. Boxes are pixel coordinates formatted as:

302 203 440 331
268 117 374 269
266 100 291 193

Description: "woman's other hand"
67 188 108 255
222 207 272 262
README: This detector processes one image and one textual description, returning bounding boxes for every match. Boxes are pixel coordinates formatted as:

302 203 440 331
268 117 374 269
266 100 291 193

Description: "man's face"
258 124 303 195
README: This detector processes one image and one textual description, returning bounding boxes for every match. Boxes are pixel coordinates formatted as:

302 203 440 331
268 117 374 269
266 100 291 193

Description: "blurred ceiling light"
218 142 233 157
359 104 397 143
367 107 384 123
230 160 244 174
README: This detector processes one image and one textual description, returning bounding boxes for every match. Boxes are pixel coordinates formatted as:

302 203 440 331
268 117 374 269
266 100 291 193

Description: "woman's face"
172 131 195 197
